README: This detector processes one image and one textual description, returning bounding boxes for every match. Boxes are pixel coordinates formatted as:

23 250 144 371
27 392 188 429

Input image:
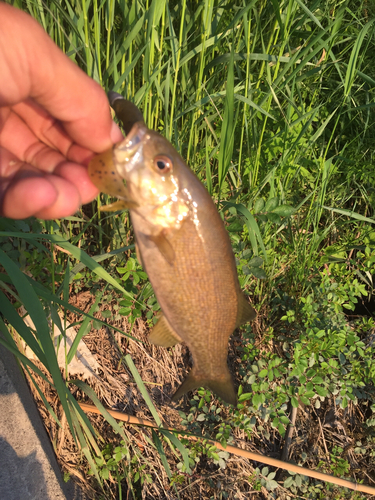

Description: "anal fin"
149 314 182 347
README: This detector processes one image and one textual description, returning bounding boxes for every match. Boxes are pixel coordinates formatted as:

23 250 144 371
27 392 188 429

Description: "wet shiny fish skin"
88 93 256 405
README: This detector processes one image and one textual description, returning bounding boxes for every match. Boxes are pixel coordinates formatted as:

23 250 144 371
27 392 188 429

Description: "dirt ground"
21 287 375 499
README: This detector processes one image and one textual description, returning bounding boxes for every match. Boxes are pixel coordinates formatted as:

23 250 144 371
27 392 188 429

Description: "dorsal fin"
236 293 256 328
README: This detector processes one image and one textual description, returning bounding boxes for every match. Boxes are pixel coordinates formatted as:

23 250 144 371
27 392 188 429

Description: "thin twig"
57 410 67 457
281 404 298 461
317 416 329 459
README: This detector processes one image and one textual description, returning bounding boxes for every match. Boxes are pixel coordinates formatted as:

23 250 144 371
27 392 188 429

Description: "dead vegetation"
16 285 375 500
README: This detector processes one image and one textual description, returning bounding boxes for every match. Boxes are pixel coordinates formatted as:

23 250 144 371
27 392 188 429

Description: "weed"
2 0 375 498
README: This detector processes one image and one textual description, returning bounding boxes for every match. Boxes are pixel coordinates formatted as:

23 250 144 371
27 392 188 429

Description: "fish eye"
154 155 172 174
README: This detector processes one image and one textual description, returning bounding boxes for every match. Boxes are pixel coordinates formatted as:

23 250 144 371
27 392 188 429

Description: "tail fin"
171 367 237 406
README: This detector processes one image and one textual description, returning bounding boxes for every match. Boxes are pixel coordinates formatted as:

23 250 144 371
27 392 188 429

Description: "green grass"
2 0 375 498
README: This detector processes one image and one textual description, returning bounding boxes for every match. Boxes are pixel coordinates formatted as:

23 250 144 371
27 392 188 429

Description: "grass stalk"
168 0 187 141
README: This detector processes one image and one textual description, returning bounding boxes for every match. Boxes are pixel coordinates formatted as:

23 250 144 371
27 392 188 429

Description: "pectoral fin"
100 200 139 212
149 314 182 347
148 232 175 264
171 367 237 406
235 293 256 328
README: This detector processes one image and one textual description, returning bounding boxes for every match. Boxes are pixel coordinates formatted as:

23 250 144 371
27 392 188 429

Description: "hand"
0 4 123 219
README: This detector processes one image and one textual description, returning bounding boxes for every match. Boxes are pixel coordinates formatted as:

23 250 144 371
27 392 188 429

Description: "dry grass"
20 286 375 499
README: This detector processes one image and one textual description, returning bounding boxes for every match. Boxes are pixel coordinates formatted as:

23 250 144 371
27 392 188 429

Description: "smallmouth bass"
88 92 256 405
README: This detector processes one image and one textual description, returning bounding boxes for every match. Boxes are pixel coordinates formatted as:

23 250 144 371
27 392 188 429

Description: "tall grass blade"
0 250 74 433
70 405 103 485
124 354 162 426
0 291 46 363
159 428 191 474
67 245 133 284
67 290 104 364
322 207 375 224
223 203 267 262
0 232 133 299
0 323 56 387
344 19 375 98
218 44 235 192
73 380 127 439
294 0 323 29
151 430 172 478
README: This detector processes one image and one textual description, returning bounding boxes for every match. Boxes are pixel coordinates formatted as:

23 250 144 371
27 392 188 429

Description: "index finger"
0 4 123 152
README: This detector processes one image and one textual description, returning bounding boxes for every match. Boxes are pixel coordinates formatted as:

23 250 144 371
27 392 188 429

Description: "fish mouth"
88 121 147 207
114 121 148 173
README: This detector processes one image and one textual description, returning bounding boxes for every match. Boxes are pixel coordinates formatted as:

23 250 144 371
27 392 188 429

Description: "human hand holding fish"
0 3 123 219
89 92 256 405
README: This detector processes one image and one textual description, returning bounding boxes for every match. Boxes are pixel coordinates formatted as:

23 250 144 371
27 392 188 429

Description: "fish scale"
133 212 237 378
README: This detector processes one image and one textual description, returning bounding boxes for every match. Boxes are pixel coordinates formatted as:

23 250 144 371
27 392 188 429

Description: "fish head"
89 121 191 230
114 122 179 206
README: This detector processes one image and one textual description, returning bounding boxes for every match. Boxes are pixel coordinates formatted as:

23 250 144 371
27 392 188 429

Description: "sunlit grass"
2 0 375 496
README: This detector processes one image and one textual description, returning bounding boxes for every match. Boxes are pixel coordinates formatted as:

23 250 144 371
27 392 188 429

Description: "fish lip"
116 121 147 156
113 121 148 178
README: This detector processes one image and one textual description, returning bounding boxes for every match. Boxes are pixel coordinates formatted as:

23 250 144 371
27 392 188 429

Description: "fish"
88 92 256 405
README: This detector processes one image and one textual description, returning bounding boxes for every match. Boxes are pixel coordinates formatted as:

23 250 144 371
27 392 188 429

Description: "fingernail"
110 121 123 143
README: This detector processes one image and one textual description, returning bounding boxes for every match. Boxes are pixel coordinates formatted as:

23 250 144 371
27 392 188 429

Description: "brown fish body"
131 184 240 402
89 94 256 405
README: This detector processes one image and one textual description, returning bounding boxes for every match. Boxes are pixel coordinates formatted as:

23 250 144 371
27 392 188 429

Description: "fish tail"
171 367 237 406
